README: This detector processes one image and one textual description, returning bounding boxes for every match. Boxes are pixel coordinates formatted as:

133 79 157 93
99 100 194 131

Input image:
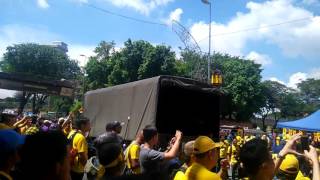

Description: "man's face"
151 133 159 145
206 148 219 170
115 126 122 134
83 121 91 132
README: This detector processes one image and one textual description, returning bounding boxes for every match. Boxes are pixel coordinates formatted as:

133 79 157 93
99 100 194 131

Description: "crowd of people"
0 110 320 180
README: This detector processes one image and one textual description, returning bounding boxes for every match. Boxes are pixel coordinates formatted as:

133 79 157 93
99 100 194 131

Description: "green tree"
258 80 290 129
298 78 320 112
179 49 207 79
279 92 305 119
85 41 116 90
215 54 265 121
114 40 178 84
0 43 80 114
48 96 74 115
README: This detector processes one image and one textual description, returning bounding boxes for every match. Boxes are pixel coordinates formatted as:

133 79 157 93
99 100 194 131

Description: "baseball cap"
193 136 222 154
0 129 25 153
184 140 195 156
279 154 299 175
106 121 125 131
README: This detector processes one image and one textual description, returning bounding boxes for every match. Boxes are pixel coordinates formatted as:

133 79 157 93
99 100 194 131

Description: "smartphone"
301 136 309 151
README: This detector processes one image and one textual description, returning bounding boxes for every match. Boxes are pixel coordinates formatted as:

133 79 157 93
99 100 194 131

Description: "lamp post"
201 0 211 83
79 54 88 97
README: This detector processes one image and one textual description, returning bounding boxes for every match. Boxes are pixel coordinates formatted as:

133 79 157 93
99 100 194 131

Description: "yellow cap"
279 154 299 175
193 136 222 154
276 137 280 140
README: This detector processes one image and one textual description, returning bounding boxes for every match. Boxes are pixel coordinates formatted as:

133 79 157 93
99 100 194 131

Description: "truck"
84 76 225 141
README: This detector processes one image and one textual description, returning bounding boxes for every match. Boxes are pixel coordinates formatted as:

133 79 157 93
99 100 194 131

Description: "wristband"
277 153 285 160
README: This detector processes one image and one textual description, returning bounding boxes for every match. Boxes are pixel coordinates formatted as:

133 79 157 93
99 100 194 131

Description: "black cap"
105 121 124 131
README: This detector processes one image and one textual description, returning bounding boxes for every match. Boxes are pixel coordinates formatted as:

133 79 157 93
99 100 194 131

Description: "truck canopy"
84 76 224 140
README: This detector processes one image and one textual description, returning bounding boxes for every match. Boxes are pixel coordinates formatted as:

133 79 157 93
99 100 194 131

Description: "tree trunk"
34 94 48 114
273 112 278 129
17 91 31 115
262 116 266 132
32 93 36 113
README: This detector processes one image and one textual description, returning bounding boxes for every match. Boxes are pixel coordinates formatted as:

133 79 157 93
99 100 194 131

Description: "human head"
135 130 144 144
277 154 299 180
183 140 195 166
97 139 125 177
58 117 65 127
193 136 221 170
74 116 90 133
0 112 17 128
105 121 124 134
143 125 158 146
239 138 275 179
0 130 25 171
19 131 70 180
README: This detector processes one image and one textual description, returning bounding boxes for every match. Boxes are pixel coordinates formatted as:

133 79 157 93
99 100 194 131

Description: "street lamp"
79 54 88 97
201 0 212 83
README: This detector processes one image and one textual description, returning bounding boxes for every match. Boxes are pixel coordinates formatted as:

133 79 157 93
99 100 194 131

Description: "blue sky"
0 0 320 97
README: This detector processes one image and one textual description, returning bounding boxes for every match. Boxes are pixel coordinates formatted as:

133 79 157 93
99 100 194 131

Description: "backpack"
68 131 79 166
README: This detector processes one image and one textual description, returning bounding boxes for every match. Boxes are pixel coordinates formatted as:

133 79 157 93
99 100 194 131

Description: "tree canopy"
0 43 81 114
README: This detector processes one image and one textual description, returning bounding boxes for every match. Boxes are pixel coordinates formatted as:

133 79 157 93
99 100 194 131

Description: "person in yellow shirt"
219 138 228 160
68 116 91 180
227 138 240 179
173 140 195 180
125 131 144 174
185 136 228 180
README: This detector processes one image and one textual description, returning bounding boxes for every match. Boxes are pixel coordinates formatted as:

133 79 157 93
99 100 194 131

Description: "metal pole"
208 2 212 83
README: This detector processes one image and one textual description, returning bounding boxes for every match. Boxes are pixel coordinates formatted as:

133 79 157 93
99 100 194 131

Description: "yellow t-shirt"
295 171 311 180
227 145 238 165
219 142 228 159
185 162 221 180
174 171 186 180
68 130 88 173
125 142 141 174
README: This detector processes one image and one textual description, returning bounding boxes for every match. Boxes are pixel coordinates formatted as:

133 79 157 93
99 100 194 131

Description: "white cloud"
0 24 61 59
246 51 272 66
37 0 49 9
308 68 320 79
165 8 183 25
288 72 307 89
269 77 286 85
102 0 174 15
68 45 96 67
189 0 320 59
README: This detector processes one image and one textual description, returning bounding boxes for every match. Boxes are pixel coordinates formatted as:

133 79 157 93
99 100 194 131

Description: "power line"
85 3 168 27
198 17 312 42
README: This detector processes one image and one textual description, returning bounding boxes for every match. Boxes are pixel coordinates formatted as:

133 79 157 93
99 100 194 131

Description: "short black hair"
239 138 270 176
19 131 68 179
73 116 90 130
0 113 15 123
98 142 122 166
143 125 158 142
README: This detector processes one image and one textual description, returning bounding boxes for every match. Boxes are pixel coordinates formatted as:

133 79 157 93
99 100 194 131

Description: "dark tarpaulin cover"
277 110 320 132
84 76 223 140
